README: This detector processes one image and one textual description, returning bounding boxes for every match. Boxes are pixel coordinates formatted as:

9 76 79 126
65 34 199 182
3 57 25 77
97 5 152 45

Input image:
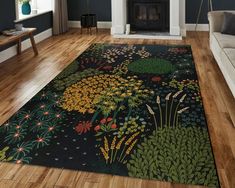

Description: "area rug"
0 44 219 187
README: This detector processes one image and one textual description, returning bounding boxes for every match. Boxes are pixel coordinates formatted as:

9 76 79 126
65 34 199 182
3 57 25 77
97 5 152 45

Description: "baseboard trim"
0 28 52 64
69 21 209 32
186 24 209 31
68 21 112 29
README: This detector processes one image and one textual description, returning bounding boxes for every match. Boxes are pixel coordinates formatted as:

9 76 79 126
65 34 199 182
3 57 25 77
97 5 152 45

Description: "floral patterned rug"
0 44 219 187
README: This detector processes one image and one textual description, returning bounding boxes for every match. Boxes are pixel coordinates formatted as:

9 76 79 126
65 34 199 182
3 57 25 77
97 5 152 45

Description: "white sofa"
208 11 235 98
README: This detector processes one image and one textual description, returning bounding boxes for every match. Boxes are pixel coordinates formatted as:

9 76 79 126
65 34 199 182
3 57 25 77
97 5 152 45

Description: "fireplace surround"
111 0 186 37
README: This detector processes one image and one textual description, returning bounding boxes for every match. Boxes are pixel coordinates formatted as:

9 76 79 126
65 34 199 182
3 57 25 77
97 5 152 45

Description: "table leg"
29 33 38 55
17 38 22 55
89 28 92 35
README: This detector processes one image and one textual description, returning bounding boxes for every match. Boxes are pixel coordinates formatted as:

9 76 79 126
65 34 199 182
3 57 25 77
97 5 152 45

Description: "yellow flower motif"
111 136 117 150
78 107 86 114
100 147 109 161
60 74 126 114
125 132 140 146
126 139 137 155
88 108 95 113
104 136 109 152
116 136 126 150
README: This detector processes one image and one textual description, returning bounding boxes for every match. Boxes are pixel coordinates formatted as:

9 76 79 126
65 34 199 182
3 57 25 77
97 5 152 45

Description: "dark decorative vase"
22 2 31 15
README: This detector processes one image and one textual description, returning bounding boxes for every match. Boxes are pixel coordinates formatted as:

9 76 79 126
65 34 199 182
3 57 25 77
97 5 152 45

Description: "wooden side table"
0 28 38 56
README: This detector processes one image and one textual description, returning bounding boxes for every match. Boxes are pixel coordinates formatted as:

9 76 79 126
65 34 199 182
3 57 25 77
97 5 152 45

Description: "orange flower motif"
111 124 117 129
75 121 92 134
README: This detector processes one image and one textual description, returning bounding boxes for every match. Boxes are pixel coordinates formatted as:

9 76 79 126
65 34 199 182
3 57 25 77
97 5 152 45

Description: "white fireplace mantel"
111 0 186 37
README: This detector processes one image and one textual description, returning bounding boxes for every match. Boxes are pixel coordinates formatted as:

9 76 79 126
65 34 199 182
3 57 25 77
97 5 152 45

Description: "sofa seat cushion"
224 48 235 68
213 32 235 48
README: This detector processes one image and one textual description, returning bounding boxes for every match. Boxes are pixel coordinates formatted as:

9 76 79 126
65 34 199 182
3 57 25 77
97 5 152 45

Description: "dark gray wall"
68 0 111 21
16 12 52 34
0 0 52 32
0 0 16 31
186 0 235 23
68 0 235 23
0 0 52 51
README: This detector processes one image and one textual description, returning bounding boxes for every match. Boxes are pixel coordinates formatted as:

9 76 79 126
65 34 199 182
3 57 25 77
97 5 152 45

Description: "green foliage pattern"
53 68 103 91
55 61 79 80
128 58 175 74
127 126 218 187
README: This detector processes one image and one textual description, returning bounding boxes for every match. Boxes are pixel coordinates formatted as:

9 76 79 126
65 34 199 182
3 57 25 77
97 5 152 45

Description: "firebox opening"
128 0 169 32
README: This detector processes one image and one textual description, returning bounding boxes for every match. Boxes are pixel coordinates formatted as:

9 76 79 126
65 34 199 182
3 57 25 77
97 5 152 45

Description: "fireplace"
111 0 186 37
128 0 169 32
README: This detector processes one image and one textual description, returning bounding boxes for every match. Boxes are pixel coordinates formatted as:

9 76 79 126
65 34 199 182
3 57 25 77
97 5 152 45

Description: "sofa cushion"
224 48 235 68
213 32 235 48
221 12 235 35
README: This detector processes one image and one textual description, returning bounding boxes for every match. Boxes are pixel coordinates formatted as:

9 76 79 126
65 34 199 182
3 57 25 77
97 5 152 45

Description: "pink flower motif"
100 118 107 124
94 125 101 132
107 117 113 122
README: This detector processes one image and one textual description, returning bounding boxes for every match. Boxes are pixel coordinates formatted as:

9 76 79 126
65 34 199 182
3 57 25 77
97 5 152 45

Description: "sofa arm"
208 11 224 33
208 11 235 34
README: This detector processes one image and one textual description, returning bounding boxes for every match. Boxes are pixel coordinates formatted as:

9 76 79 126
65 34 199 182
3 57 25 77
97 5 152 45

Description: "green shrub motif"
127 126 219 187
53 68 103 91
128 58 175 74
55 61 79 80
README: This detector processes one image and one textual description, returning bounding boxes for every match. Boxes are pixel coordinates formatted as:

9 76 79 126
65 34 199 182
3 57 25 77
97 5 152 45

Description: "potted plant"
18 0 31 15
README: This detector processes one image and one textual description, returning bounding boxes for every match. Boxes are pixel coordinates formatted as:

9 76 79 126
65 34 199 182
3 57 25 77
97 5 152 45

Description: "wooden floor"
0 29 234 188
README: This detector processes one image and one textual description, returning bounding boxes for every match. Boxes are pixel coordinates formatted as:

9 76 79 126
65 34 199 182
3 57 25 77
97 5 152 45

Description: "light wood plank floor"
0 29 234 188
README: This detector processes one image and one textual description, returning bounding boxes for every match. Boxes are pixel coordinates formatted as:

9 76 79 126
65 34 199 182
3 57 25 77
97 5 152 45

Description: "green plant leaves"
128 58 176 74
126 126 219 187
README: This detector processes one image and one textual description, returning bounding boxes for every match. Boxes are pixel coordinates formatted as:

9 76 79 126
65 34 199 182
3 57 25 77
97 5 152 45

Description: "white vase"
126 24 130 35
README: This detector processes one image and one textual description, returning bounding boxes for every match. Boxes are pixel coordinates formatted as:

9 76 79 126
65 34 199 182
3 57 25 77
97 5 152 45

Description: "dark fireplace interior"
128 0 169 32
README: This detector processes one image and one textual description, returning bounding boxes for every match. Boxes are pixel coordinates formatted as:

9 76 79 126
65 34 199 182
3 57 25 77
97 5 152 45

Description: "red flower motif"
37 122 43 126
107 117 113 122
75 121 92 134
43 111 49 115
18 147 24 152
48 126 55 132
100 118 107 124
14 132 20 137
55 114 62 119
37 137 44 142
152 76 162 82
24 114 30 119
102 66 113 71
94 125 101 132
111 124 117 129
40 105 46 109
16 160 22 164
